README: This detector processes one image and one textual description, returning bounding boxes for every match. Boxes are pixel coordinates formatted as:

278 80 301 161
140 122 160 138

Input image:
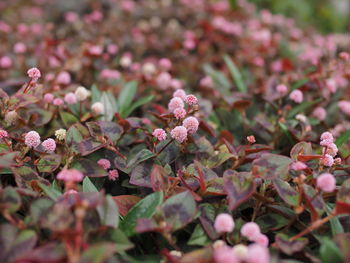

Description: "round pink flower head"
25 131 41 148
158 58 172 71
183 117 199 134
171 126 188 143
276 84 288 94
247 135 256 144
64 92 77 105
200 76 213 88
56 71 71 85
321 154 334 167
185 94 198 105
108 169 119 181
44 93 54 103
173 89 187 100
325 143 338 157
14 42 26 54
41 138 56 153
241 222 261 240
214 213 235 233
168 97 184 113
317 173 336 192
326 79 337 93
152 128 167 141
245 244 270 263
339 52 350 60
97 158 111 170
27 67 41 81
289 89 303 103
290 161 307 171
170 79 183 90
174 107 187 120
57 169 84 182
157 72 172 90
252 233 269 247
53 98 64 106
0 129 9 139
213 245 240 263
312 107 326 121
320 131 334 142
0 56 12 69
338 100 350 116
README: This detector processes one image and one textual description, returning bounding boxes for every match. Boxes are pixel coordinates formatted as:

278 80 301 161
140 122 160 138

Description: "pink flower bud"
27 67 41 81
289 89 303 103
108 169 119 181
241 222 261 240
338 100 350 116
174 107 187 119
321 154 334 167
214 213 235 233
97 159 111 170
276 84 288 94
168 97 184 113
64 92 77 104
312 107 326 121
24 131 41 148
0 129 8 139
320 131 334 142
185 94 198 105
152 128 167 141
41 138 56 153
44 93 54 103
170 126 188 143
252 233 269 247
183 117 199 134
57 169 84 182
173 89 187 100
247 135 256 144
245 244 270 263
317 173 336 192
53 98 64 106
290 161 307 171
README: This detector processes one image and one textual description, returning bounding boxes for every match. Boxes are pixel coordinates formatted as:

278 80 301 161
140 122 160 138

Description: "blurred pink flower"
317 173 336 192
25 131 41 148
183 117 199 134
98 159 111 170
185 94 198 105
171 126 188 143
42 138 56 153
108 169 119 181
64 93 77 104
289 89 303 103
214 213 235 233
241 222 261 240
152 128 167 141
168 97 184 113
57 169 84 182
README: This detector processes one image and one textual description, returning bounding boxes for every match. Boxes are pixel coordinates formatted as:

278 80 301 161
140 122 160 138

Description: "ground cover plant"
0 0 350 262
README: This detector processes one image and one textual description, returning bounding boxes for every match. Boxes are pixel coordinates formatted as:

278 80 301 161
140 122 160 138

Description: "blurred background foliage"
248 0 350 33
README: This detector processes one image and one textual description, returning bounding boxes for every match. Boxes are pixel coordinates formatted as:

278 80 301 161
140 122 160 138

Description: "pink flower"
170 126 188 143
252 233 269 247
170 79 183 90
57 169 84 182
0 129 8 139
100 69 121 80
53 98 64 106
63 189 78 197
89 45 103 56
56 71 71 85
320 132 334 142
44 93 54 103
321 154 334 167
338 100 350 116
107 44 118 54
173 89 187 100
325 143 338 157
0 56 12 69
157 72 172 90
158 58 172 71
152 128 167 141
289 90 303 103
317 173 336 192
183 117 199 134
64 92 77 104
97 159 111 170
339 52 350 60
168 97 184 113
276 84 288 94
247 135 256 144
174 108 187 119
241 222 261 240
200 76 213 88
214 213 235 233
185 94 198 105
213 245 240 263
42 138 56 153
290 161 307 171
312 107 326 121
14 42 27 54
27 67 41 81
245 244 270 263
326 79 337 93
25 131 41 148
108 169 119 181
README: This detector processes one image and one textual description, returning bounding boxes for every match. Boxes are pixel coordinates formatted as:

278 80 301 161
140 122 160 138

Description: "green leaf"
59 111 79 127
320 238 343 263
1 187 21 213
83 177 98 192
291 79 309 91
37 154 61 173
101 91 118 121
118 80 137 117
287 98 322 118
91 84 101 104
252 153 292 180
120 191 163 236
256 213 289 232
122 95 154 118
326 205 344 236
273 178 299 206
79 243 116 263
223 55 247 93
110 228 134 251
161 191 197 231
188 224 210 246
278 122 295 144
39 183 62 200
203 64 231 96
335 130 350 147
127 149 155 169
97 195 119 228
228 0 236 9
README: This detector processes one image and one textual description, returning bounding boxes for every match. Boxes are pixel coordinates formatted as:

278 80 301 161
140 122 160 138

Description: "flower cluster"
97 158 119 181
319 132 339 167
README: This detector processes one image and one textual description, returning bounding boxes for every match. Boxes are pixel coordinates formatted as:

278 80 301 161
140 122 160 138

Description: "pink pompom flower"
174 107 187 119
245 244 270 263
289 89 303 103
158 58 172 71
56 71 71 85
276 84 288 95
57 169 84 182
170 126 188 143
247 135 256 144
338 100 350 116
213 245 240 263
320 131 334 142
321 154 334 167
252 233 269 247
53 98 64 106
0 129 9 139
185 94 198 105
41 138 56 153
27 67 41 81
168 97 184 113
241 222 261 241
290 161 307 171
152 128 167 141
64 92 77 104
24 131 41 148
183 117 199 134
44 93 54 103
173 89 187 100
200 76 213 88
214 213 235 233
312 107 326 121
317 173 336 192
97 159 111 170
108 169 119 181
157 72 172 90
